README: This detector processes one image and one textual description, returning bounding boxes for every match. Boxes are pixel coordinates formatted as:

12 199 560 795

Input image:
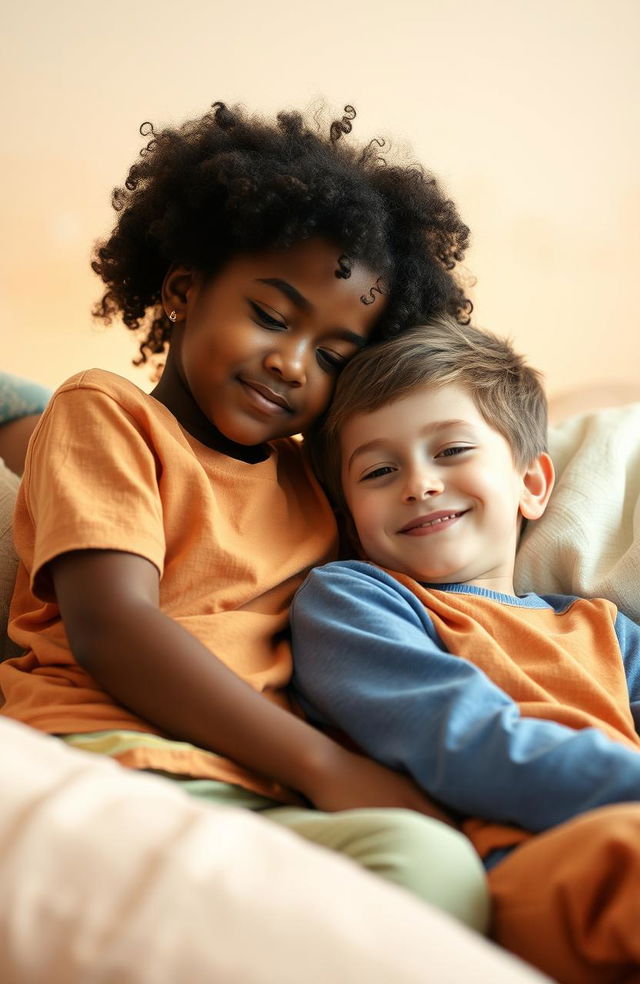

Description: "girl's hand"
304 745 455 826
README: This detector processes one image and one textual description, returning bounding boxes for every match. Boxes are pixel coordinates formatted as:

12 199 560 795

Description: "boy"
291 316 640 984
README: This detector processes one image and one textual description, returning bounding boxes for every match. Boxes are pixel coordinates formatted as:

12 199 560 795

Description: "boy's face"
168 238 384 446
340 382 546 594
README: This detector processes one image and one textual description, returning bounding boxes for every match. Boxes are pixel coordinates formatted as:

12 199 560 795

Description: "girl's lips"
239 379 293 415
398 510 468 535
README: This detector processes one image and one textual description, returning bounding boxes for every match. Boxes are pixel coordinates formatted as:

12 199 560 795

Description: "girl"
0 101 487 928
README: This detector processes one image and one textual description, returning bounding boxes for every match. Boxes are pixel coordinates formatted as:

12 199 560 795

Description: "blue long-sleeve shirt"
291 561 640 852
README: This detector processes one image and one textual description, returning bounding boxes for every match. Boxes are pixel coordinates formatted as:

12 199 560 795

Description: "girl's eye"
249 300 286 331
361 465 395 481
317 349 346 372
437 445 470 458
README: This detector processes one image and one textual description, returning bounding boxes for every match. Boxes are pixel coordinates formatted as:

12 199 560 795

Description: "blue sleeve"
0 372 51 425
291 562 640 832
615 609 640 732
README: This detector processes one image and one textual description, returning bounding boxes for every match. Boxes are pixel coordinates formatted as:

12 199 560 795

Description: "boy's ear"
519 452 555 521
161 266 197 321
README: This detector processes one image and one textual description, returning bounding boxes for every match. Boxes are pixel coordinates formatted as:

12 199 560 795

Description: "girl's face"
167 239 385 446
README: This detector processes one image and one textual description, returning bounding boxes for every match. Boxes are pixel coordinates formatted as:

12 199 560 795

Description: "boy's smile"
341 382 548 594
159 238 384 451
397 509 471 535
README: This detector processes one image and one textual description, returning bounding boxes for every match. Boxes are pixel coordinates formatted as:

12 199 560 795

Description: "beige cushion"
0 458 20 661
0 717 549 984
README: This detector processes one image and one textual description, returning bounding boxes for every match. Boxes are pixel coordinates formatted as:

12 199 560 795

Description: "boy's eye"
436 445 470 458
249 300 286 330
361 465 396 481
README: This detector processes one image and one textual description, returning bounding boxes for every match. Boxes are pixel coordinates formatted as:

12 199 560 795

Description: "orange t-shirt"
392 572 640 857
0 369 336 798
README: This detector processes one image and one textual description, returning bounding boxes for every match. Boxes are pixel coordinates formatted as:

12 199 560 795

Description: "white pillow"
515 403 640 621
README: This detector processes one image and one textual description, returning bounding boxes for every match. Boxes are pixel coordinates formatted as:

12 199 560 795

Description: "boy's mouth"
239 378 293 414
398 510 468 534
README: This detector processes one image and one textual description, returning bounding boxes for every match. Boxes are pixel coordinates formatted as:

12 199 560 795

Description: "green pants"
177 778 489 933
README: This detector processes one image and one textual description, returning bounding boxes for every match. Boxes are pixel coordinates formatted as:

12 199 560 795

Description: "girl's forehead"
213 238 387 328
228 238 378 288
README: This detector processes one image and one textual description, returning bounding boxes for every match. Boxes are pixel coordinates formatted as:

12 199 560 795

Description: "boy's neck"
429 574 517 596
151 357 270 464
378 565 517 597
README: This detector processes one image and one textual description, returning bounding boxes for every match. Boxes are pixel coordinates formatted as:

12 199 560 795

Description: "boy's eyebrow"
255 278 367 347
346 419 473 470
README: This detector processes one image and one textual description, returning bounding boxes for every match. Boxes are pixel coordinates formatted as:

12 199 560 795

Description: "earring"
168 310 177 323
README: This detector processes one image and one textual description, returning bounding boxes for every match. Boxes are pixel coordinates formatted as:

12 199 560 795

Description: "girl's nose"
402 469 444 503
264 343 307 387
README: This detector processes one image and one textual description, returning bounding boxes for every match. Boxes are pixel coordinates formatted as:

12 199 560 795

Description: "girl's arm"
50 547 450 821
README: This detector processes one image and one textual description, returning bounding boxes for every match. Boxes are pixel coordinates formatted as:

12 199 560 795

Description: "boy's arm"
49 548 449 820
291 562 640 832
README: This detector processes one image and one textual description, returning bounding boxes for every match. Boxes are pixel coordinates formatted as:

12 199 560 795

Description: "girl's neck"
150 356 270 464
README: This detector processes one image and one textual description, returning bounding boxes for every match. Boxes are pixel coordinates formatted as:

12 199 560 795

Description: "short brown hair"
312 315 548 511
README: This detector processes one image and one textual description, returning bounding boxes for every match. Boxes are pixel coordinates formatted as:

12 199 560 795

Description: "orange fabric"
388 571 640 858
0 369 336 796
488 804 640 984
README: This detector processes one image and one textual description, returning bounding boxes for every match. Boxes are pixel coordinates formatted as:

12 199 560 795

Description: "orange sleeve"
18 376 166 602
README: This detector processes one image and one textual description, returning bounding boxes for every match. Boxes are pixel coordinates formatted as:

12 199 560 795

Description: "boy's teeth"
423 513 456 527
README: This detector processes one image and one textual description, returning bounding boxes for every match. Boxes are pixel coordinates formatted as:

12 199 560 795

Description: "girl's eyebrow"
254 277 367 348
256 278 311 311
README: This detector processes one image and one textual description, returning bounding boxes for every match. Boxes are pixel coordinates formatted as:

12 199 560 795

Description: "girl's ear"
161 266 197 321
519 452 555 521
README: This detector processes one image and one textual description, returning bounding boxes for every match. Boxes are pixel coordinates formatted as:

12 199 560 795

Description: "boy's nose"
264 345 307 387
402 470 444 503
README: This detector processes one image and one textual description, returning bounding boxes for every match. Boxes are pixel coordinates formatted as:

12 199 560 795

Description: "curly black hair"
92 101 472 366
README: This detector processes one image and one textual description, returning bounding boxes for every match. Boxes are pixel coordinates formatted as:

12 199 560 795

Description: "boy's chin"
392 562 466 585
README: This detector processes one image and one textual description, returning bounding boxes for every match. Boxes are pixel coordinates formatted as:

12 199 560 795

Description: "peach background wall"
3 0 639 400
